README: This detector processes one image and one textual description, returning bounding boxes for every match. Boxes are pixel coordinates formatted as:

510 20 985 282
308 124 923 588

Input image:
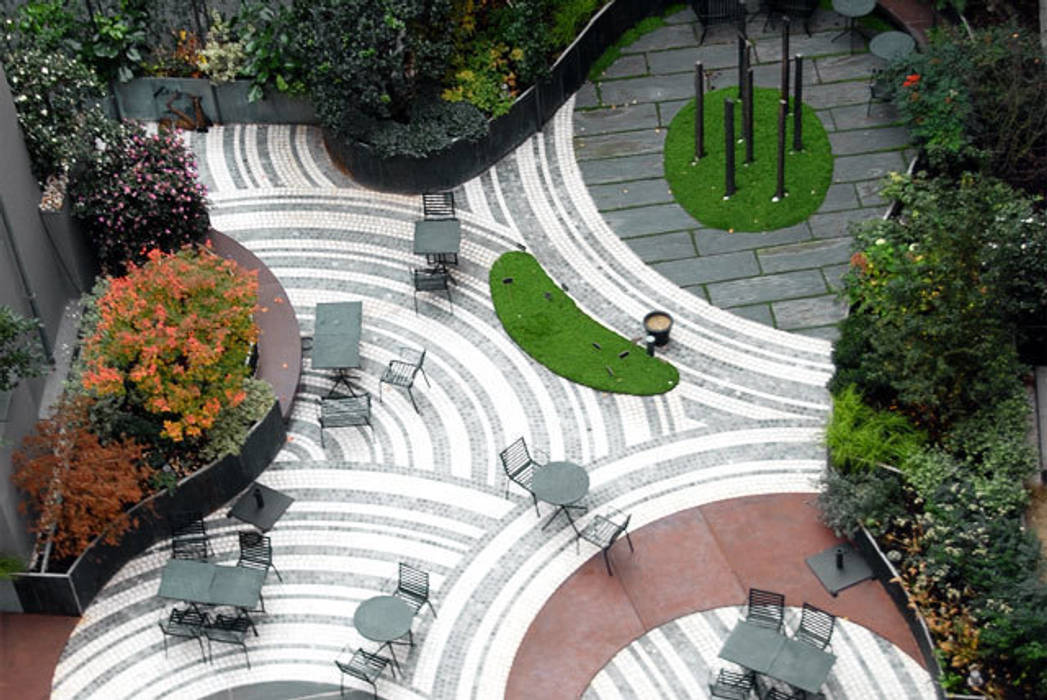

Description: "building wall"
0 63 79 558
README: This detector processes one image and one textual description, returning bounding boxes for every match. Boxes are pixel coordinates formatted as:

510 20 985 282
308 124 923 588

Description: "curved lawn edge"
490 252 678 395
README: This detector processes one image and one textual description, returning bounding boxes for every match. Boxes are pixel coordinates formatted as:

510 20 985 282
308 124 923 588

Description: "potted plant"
0 554 24 612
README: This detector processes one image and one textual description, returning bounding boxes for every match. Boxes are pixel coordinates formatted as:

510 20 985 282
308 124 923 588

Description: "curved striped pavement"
584 607 935 699
49 101 923 699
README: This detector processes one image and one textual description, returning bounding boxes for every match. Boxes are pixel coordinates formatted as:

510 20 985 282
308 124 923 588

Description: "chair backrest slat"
746 588 785 631
423 192 455 219
500 437 535 484
796 602 835 649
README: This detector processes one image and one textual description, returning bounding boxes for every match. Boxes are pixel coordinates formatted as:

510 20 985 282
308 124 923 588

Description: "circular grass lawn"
664 86 833 232
490 252 678 395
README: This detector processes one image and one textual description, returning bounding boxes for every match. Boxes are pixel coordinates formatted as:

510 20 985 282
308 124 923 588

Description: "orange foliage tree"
80 245 259 443
12 396 150 560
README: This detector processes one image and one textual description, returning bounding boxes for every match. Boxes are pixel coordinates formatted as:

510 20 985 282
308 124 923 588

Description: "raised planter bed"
12 400 285 616
326 0 669 193
109 78 317 125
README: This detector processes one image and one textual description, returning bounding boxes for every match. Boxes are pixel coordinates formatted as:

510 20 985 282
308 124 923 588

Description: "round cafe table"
531 461 590 532
870 31 916 62
353 595 414 675
831 0 876 52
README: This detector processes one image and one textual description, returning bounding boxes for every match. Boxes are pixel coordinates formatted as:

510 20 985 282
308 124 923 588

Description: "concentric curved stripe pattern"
51 105 927 699
584 607 936 700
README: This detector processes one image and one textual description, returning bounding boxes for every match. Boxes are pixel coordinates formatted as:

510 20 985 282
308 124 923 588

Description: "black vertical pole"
745 68 755 164
780 17 791 111
775 99 787 201
725 99 736 198
793 54 804 151
695 62 705 159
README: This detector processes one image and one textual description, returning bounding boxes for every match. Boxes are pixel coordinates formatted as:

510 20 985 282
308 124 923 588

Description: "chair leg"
161 635 168 657
446 287 454 314
340 673 344 697
699 24 708 44
378 382 384 403
269 561 283 583
369 678 378 700
406 387 419 413
413 290 419 315
426 598 437 618
624 530 635 553
531 492 540 517
602 549 613 577
419 366 431 387
258 591 265 613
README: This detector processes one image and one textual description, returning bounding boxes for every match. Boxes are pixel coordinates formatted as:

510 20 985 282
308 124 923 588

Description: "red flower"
902 73 920 89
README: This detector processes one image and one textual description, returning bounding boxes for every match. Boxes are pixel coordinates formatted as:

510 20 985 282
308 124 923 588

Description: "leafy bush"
837 172 1044 429
197 10 247 84
442 40 522 117
1 45 115 186
12 395 149 560
80 247 259 446
238 2 307 101
549 0 605 48
825 385 926 473
364 93 488 158
1 0 80 54
0 305 45 391
199 378 275 462
81 0 150 83
69 126 210 275
816 465 907 539
884 25 1047 193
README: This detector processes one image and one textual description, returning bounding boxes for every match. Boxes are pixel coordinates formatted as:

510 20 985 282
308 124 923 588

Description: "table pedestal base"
541 503 588 532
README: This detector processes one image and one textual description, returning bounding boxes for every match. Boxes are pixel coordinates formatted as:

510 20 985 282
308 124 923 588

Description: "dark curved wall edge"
326 0 670 194
853 527 947 700
12 401 286 616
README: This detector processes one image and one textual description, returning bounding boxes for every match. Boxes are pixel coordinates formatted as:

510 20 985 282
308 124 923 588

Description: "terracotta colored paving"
0 613 79 700
506 493 923 700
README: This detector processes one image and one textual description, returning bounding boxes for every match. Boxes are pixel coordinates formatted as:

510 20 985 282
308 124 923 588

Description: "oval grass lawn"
664 86 833 231
490 252 679 395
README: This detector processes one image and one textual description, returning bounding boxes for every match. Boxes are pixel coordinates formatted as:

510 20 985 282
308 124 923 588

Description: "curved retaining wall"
326 0 669 193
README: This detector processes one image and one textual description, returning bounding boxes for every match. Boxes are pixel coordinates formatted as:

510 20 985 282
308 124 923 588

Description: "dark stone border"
10 232 300 616
108 78 317 125
853 527 946 699
325 0 670 193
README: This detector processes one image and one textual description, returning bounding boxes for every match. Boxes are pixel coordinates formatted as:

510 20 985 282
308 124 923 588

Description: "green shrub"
238 2 307 101
942 387 1038 482
0 554 24 580
899 447 954 502
549 0 605 48
816 466 907 539
1 0 80 54
825 385 927 473
197 10 247 84
364 93 488 158
0 306 45 392
199 378 275 462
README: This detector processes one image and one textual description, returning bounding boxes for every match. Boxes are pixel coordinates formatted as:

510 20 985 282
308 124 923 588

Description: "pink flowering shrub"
70 124 210 274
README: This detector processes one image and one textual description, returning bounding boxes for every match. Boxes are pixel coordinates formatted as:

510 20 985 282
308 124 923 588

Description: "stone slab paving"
574 5 916 341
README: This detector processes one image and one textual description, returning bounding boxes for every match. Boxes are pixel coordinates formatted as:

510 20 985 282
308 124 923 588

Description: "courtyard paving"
574 6 915 340
43 102 934 698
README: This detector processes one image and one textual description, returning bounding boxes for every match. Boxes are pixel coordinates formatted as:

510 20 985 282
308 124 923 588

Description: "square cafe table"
158 559 266 610
719 620 837 695
312 301 363 397
718 620 788 673
413 219 461 257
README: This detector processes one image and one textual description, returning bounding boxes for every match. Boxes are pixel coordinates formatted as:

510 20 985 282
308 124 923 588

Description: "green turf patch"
664 86 833 231
587 3 687 82
490 252 679 395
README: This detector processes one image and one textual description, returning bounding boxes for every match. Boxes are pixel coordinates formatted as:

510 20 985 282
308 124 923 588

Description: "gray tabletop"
718 620 787 673
768 637 837 693
312 301 362 370
158 560 266 609
228 482 295 532
354 595 414 643
870 31 916 61
414 219 462 255
531 461 590 506
832 0 875 18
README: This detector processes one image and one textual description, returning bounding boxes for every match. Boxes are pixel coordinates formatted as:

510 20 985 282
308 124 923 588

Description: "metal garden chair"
793 602 835 650
379 347 430 412
335 648 393 699
744 588 785 632
412 267 453 315
394 562 438 618
763 685 807 700
158 606 209 662
576 509 634 576
203 613 253 668
320 393 372 447
170 511 212 560
867 68 894 116
691 0 745 43
499 437 546 516
422 191 456 220
763 0 818 35
709 667 756 699
237 531 283 583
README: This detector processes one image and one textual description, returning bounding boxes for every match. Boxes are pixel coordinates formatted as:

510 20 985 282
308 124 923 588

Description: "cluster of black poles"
694 14 806 202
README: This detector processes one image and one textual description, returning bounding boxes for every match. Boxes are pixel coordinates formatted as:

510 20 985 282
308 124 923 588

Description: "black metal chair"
745 588 785 632
320 393 372 447
335 648 392 699
762 685 807 700
794 602 835 650
379 347 430 413
577 510 634 577
395 562 438 618
412 267 453 315
764 0 818 36
203 613 252 668
866 68 894 116
499 437 546 515
158 606 209 662
691 0 745 43
170 511 212 560
237 531 283 583
423 191 456 219
709 668 756 699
